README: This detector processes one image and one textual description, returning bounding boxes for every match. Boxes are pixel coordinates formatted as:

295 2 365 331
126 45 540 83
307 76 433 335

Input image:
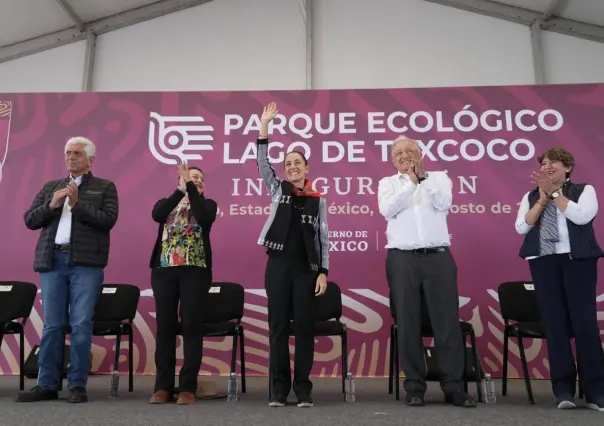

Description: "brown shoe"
176 391 196 405
149 390 171 404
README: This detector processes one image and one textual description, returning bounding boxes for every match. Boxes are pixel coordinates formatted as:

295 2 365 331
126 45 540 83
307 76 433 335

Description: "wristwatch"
418 173 429 183
550 189 561 199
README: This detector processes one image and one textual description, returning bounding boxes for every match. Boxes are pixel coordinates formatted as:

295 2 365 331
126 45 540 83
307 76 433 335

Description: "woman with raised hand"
256 102 329 408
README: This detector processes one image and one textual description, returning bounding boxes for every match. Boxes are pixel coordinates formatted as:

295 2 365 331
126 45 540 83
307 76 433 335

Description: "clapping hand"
66 181 78 207
49 188 69 210
177 162 191 185
530 170 556 197
409 160 424 184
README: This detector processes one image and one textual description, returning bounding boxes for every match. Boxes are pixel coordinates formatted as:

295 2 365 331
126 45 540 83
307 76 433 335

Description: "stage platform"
0 376 601 425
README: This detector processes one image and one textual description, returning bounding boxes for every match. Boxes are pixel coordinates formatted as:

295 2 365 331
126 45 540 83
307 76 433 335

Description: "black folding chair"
0 281 37 390
496 280 591 404
388 291 483 402
90 283 140 394
268 281 348 398
177 281 247 393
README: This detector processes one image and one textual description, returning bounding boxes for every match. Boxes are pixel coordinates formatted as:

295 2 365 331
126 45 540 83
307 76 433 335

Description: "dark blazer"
24 172 119 272
149 181 218 270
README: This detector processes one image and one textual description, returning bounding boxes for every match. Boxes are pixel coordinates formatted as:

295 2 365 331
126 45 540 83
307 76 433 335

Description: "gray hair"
65 137 96 158
391 135 419 153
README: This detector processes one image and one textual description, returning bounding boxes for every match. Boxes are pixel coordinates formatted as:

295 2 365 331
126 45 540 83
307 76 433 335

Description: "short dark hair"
538 148 574 177
177 166 204 183
284 150 308 166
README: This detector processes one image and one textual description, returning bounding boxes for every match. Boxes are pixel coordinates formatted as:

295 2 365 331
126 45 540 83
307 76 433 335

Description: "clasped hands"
409 161 425 184
49 181 79 210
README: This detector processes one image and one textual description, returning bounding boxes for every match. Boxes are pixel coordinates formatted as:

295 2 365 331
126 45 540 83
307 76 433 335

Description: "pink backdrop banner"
0 85 603 380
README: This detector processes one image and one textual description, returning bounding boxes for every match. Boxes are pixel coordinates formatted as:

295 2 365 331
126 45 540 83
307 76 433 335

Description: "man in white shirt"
378 136 475 408
19 137 119 404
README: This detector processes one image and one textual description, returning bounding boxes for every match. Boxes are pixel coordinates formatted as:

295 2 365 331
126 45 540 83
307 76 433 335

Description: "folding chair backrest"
313 281 342 322
0 281 37 322
201 282 244 323
497 281 540 323
93 284 141 322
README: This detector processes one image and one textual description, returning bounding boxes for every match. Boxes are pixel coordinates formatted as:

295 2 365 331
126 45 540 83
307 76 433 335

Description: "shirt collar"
70 175 84 185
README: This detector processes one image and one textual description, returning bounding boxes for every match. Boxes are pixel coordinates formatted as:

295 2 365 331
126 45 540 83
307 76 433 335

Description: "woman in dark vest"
515 147 604 411
256 102 329 408
148 163 217 405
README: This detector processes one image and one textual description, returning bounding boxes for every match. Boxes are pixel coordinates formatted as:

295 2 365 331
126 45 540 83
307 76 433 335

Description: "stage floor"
0 376 601 425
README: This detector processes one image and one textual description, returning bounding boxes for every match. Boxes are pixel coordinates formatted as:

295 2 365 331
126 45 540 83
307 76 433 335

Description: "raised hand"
261 102 279 123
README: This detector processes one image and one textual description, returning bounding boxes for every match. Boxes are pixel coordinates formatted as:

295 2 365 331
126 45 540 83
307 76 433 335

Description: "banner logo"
0 100 13 184
148 112 214 165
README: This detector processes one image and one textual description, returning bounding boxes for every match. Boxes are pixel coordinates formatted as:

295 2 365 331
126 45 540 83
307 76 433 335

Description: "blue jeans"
38 252 104 391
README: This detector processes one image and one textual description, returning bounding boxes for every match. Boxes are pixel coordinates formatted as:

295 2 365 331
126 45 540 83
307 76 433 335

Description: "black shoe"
445 390 476 408
66 386 88 403
556 394 576 409
585 395 604 412
405 391 425 406
296 394 314 408
15 386 59 403
268 394 287 407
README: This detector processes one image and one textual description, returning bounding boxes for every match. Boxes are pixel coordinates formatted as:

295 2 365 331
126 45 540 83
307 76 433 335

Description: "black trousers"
151 266 211 393
386 249 465 394
529 254 604 399
265 255 316 397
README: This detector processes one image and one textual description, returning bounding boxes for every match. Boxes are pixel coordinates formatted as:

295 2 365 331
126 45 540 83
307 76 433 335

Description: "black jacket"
149 182 217 270
24 172 119 272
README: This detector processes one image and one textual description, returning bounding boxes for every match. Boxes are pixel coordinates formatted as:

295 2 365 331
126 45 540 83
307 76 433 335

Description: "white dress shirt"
378 171 453 250
514 185 599 259
54 175 83 245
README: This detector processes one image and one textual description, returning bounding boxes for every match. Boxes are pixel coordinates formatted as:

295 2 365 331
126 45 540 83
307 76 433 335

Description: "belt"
54 244 70 253
394 247 449 254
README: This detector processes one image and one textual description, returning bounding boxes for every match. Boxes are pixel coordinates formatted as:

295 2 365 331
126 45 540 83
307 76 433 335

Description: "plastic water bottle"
482 373 496 403
227 373 239 402
344 372 355 402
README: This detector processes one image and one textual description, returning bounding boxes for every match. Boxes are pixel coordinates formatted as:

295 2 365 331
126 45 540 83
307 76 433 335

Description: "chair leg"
517 336 534 404
469 330 482 403
394 326 400 401
113 333 122 371
462 334 468 394
128 329 134 392
388 324 394 395
58 339 65 391
341 326 348 394
502 329 509 396
230 330 238 375
239 327 247 393
19 326 25 391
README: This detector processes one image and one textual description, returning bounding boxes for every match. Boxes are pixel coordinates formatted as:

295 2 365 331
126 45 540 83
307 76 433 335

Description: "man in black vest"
17 137 119 404
515 147 604 411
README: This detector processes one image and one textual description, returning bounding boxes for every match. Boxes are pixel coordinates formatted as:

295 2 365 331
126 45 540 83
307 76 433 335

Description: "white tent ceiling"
0 0 601 85
0 0 214 64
